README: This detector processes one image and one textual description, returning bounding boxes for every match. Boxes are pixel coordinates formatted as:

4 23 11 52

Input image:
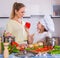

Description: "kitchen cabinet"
51 0 60 17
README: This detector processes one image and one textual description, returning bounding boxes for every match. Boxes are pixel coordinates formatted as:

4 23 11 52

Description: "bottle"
52 38 55 47
3 31 9 58
3 42 9 58
0 37 2 54
3 31 6 42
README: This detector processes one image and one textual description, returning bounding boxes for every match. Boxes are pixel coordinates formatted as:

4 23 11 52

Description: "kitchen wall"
0 0 52 17
0 16 60 37
0 0 60 37
0 16 42 36
53 17 60 37
52 0 60 5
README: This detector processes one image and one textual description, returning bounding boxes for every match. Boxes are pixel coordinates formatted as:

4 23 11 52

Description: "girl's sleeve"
46 32 52 38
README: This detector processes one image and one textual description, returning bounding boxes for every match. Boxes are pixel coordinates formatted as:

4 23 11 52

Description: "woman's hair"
10 2 25 19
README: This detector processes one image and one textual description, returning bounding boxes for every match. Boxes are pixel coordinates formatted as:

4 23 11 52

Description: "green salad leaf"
25 47 35 51
48 45 60 54
8 44 20 54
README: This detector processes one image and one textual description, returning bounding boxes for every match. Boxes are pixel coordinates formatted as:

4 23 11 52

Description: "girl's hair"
10 2 25 19
38 21 48 32
41 24 48 32
44 28 48 32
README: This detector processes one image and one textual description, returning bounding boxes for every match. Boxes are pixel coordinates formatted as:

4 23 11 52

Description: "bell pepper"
11 42 25 51
25 22 31 29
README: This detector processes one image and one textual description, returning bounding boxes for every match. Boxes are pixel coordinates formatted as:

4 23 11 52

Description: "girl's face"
15 7 25 18
37 22 42 30
37 22 45 32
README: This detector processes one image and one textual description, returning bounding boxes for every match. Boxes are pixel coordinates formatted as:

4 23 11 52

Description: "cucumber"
25 47 35 51
38 46 43 48
8 44 20 54
54 46 60 50
49 50 60 54
1 42 4 52
12 49 19 53
25 48 31 51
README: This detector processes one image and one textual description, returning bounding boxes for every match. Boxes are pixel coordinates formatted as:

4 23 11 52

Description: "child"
29 15 55 44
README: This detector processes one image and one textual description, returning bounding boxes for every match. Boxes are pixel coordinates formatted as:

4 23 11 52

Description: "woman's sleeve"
6 23 13 33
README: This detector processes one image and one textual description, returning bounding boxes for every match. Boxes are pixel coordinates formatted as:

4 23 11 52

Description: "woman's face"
37 22 45 31
15 7 25 18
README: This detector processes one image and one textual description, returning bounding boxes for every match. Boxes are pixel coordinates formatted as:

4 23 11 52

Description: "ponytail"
10 2 25 19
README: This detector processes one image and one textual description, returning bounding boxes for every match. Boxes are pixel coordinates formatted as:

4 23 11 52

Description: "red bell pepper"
11 42 25 51
25 22 31 29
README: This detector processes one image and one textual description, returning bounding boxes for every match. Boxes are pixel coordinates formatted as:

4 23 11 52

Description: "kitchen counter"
1 42 60 58
0 53 60 58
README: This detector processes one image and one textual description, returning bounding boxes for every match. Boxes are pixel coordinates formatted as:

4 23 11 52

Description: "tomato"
32 50 38 53
50 46 53 49
20 47 24 51
20 48 24 51
35 48 43 52
44 46 48 48
11 41 19 47
41 48 45 52
36 49 41 51
44 47 48 51
48 46 53 50
19 45 25 51
36 47 48 52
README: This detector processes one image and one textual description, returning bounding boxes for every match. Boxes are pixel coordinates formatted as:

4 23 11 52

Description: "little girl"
29 15 55 44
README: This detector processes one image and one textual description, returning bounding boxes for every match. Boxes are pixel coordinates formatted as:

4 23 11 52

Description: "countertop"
0 53 60 58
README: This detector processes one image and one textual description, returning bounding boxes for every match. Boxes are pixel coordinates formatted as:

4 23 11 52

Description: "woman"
6 2 29 44
30 15 55 44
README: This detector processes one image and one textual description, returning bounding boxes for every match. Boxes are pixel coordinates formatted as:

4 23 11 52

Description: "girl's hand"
27 34 34 44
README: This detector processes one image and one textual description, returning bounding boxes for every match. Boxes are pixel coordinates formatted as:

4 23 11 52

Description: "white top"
33 31 52 43
6 19 27 44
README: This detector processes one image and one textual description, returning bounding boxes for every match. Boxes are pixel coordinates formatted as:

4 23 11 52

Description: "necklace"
15 19 22 24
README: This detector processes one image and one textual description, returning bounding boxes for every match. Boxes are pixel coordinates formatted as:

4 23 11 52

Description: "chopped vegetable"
8 44 20 54
54 45 60 50
48 45 60 54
